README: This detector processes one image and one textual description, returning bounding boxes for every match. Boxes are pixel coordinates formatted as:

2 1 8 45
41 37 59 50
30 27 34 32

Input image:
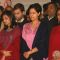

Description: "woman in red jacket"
48 8 60 60
0 11 21 60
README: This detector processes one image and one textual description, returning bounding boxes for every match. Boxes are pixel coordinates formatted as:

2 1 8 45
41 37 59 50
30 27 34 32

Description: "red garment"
0 26 21 60
48 26 60 60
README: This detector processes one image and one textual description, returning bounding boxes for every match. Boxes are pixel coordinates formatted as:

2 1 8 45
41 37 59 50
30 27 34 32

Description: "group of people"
0 1 60 60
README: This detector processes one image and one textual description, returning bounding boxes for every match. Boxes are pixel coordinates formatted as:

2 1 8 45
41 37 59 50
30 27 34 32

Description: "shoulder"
51 26 60 34
13 26 22 34
39 22 48 29
23 23 30 29
52 26 60 31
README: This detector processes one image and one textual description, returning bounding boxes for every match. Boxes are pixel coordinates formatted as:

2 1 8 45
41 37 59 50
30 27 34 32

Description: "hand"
23 51 31 59
1 55 5 60
43 58 48 60
23 48 38 59
52 50 60 60
1 50 12 60
3 51 12 57
1 50 12 57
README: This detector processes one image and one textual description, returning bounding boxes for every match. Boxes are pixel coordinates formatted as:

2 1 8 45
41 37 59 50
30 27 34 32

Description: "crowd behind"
0 1 60 60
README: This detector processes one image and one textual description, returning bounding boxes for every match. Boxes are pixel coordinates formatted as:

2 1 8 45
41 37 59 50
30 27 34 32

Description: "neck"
16 17 24 22
31 20 40 27
48 16 53 18
48 14 55 18
7 24 12 31
7 27 12 31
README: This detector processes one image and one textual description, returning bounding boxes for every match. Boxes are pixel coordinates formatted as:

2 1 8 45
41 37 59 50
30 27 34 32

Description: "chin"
31 19 35 21
4 24 8 26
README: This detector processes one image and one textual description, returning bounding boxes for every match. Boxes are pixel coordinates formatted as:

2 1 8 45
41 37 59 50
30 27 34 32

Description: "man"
13 3 28 29
42 2 58 60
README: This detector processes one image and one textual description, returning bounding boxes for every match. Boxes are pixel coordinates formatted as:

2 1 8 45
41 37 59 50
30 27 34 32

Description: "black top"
42 17 58 30
21 22 48 60
41 17 58 57
15 19 28 29
15 15 29 30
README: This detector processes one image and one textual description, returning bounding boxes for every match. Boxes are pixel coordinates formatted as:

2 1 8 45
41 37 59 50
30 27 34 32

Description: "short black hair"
13 3 25 11
0 6 4 12
47 2 57 9
43 3 48 12
27 3 42 15
1 10 15 29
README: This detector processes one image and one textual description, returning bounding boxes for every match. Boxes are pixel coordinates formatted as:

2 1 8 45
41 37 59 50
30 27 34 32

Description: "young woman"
21 3 48 60
0 11 21 60
48 8 60 60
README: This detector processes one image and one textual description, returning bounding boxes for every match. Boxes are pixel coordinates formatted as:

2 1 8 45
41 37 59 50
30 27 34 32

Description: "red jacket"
0 26 21 60
48 26 60 60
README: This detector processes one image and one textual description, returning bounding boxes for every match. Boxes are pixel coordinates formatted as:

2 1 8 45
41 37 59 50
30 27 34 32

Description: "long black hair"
55 8 60 19
1 10 16 30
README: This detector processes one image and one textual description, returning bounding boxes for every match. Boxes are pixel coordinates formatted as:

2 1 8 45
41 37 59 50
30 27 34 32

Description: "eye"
5 17 8 20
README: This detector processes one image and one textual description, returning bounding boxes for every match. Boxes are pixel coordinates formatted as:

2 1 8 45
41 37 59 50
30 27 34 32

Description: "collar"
16 18 24 23
48 16 54 21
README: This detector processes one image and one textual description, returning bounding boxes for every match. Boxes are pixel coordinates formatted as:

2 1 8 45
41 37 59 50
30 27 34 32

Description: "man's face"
47 4 56 16
14 9 24 21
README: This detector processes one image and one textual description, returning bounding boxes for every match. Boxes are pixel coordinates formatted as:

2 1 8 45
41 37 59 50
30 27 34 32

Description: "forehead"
48 4 55 8
29 8 37 12
3 15 10 19
14 9 22 13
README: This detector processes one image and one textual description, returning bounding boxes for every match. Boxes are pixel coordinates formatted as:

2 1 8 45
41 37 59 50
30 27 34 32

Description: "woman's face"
57 10 60 22
3 15 11 26
29 8 40 21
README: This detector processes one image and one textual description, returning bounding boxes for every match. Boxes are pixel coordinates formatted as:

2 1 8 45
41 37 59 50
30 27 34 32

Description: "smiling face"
2 15 11 26
29 8 40 21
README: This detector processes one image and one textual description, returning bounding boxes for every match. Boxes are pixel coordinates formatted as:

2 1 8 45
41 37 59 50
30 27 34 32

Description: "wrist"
28 50 32 55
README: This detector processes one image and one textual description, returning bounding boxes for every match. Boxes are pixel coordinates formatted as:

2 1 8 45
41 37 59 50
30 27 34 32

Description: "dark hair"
56 8 60 13
27 3 42 15
1 10 15 29
13 3 25 11
0 6 4 27
43 3 48 12
47 2 57 10
0 6 4 12
5 6 13 11
55 8 60 20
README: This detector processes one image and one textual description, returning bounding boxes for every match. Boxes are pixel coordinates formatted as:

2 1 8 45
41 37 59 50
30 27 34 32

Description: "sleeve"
48 28 57 60
33 23 49 57
0 31 4 59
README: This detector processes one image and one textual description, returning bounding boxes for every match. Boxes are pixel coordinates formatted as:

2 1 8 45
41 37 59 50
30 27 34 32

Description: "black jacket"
21 22 48 60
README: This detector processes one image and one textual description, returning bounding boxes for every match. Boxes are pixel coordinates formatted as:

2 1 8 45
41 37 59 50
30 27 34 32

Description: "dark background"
51 0 60 3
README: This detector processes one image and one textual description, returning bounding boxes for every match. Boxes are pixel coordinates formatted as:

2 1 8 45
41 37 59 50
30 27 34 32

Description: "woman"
48 8 60 60
0 11 21 60
21 3 48 60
